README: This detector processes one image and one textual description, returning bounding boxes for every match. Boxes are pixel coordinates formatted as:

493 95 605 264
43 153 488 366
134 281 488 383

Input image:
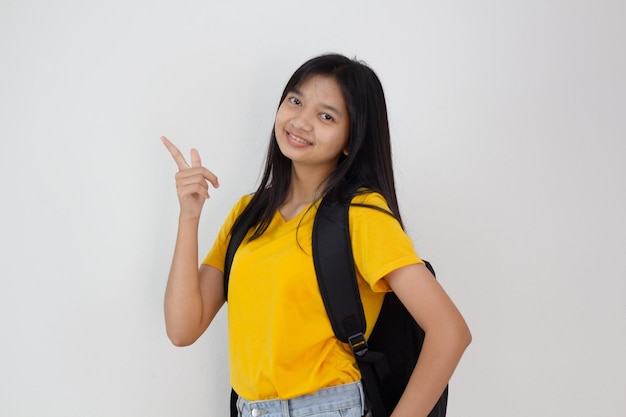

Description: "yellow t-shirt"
202 191 422 401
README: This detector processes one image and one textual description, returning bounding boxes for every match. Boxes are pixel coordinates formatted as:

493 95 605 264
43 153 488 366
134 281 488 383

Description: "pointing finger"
190 148 201 168
161 136 190 170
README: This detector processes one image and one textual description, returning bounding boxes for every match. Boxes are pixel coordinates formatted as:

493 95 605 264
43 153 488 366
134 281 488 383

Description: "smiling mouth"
287 131 312 145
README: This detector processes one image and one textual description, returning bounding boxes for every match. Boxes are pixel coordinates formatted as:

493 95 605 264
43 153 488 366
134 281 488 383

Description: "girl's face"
274 75 350 172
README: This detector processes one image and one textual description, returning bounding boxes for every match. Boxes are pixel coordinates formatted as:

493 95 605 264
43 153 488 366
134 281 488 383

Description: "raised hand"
161 136 219 220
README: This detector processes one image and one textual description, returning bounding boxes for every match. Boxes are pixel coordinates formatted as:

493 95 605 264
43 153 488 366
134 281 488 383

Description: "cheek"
338 127 350 149
273 116 280 132
274 106 289 130
326 131 349 155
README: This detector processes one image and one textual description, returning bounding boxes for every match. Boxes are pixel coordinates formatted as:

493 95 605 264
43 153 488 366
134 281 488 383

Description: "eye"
289 97 301 105
320 113 334 121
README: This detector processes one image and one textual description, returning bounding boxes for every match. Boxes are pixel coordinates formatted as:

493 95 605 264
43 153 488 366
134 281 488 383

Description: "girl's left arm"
385 263 472 417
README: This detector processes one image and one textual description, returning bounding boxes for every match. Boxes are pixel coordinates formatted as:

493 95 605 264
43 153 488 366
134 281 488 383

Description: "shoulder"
220 193 255 228
352 190 388 205
233 193 254 211
347 190 405 241
349 190 394 218
227 193 255 216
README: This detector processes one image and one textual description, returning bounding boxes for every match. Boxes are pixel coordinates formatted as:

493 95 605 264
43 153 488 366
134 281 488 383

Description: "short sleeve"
202 194 253 271
349 192 422 292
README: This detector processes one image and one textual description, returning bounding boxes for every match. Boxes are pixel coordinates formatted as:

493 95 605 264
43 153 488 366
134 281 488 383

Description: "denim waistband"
236 381 367 417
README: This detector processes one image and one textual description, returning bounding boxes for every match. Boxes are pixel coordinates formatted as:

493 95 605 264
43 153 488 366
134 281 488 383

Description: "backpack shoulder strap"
313 198 389 416
224 215 253 417
312 199 368 353
223 216 251 302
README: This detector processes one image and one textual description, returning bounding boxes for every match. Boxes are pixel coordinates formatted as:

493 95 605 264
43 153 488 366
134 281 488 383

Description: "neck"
285 163 333 205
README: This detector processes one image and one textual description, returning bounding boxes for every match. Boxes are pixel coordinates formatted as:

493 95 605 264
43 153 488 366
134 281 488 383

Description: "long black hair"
232 53 403 240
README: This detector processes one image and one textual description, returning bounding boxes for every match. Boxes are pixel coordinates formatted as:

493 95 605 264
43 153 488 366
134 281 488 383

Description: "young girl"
162 53 471 417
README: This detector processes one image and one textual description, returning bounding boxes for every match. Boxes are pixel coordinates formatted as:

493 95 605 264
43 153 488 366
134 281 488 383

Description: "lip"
286 131 312 147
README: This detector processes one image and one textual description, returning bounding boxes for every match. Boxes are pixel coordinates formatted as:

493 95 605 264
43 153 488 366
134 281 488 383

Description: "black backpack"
224 197 447 417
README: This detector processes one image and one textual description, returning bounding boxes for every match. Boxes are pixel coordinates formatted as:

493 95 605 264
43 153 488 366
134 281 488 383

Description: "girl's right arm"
161 136 225 346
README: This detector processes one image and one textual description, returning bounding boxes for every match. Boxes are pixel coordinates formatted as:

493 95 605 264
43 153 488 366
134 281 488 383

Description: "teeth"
289 132 310 145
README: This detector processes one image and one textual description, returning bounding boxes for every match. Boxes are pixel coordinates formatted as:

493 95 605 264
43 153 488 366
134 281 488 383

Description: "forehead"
293 75 346 108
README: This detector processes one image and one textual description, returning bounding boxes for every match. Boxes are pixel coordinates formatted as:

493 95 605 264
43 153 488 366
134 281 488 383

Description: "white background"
1 1 624 416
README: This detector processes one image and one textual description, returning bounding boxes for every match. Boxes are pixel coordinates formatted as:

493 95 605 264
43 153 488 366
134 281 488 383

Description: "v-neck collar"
276 201 317 224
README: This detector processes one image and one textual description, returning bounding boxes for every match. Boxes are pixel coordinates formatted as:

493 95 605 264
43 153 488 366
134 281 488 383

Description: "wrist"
178 212 201 225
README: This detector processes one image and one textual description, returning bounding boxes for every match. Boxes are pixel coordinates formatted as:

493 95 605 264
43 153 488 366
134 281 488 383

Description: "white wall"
1 1 624 416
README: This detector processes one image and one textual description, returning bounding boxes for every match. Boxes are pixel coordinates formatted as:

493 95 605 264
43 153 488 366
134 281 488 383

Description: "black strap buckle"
348 332 368 357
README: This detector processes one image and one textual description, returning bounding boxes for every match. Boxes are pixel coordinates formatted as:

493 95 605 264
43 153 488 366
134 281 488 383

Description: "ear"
343 148 350 156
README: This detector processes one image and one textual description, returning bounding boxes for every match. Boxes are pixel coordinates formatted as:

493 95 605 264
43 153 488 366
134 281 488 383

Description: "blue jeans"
236 381 370 417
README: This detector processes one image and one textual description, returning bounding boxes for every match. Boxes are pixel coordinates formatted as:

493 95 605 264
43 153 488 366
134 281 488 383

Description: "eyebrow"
291 87 344 118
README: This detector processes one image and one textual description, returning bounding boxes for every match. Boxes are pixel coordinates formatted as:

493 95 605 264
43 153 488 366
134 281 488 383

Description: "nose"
290 114 313 132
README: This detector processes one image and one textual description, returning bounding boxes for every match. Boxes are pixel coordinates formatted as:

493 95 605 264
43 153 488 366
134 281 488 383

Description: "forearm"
391 322 471 417
164 216 205 345
161 136 223 345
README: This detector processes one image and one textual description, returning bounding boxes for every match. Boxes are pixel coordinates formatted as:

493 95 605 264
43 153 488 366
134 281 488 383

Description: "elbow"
463 326 472 349
425 320 471 353
166 327 199 347
441 319 472 353
164 312 205 347
456 314 472 346
458 320 472 351
169 336 194 347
